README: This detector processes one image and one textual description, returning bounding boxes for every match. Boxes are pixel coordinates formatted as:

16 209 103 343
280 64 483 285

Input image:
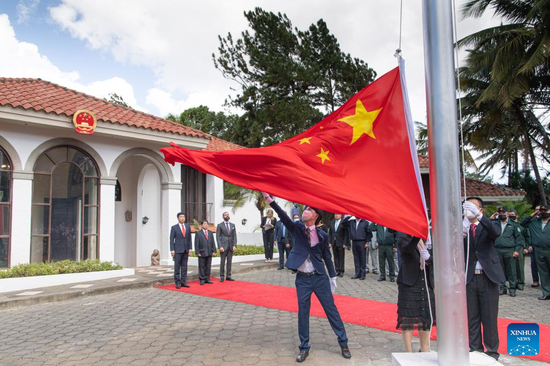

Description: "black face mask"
541 212 550 219
509 215 517 221
498 214 507 221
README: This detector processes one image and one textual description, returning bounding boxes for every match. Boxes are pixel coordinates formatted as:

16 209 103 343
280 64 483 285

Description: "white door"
136 164 161 266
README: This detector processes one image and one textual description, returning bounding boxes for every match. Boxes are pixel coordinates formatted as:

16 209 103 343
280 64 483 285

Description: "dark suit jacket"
194 229 216 257
269 200 336 277
396 234 434 288
170 223 192 253
216 221 237 251
274 220 289 243
464 215 505 285
328 219 349 248
343 217 372 243
261 216 277 232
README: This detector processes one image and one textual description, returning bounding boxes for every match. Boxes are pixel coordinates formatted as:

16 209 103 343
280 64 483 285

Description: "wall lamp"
142 216 149 225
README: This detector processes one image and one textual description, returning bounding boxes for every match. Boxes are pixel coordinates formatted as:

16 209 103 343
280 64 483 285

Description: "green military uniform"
370 223 396 281
514 222 531 290
494 218 524 294
521 215 550 298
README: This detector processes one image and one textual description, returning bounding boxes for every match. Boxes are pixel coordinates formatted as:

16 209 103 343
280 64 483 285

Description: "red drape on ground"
161 67 428 238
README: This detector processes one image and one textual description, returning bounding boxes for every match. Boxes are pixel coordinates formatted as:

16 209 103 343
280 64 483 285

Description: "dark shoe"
538 295 550 300
390 278 395 282
532 282 540 288
176 283 181 289
341 345 351 359
200 281 205 286
351 275 361 279
226 277 235 281
296 350 309 363
291 270 297 274
377 277 386 282
182 283 190 288
509 290 516 297
338 273 344 278
360 277 365 280
220 278 224 282
517 285 524 291
372 270 378 274
365 270 370 274
278 267 284 270
499 289 507 295
205 280 213 284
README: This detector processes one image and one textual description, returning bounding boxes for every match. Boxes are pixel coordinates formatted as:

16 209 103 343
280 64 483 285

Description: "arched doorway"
31 146 100 263
0 147 12 268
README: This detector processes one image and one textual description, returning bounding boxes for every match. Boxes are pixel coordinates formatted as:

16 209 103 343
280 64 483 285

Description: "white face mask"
302 211 313 221
465 210 477 220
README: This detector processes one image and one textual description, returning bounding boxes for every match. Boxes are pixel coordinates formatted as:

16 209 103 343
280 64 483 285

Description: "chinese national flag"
161 64 428 238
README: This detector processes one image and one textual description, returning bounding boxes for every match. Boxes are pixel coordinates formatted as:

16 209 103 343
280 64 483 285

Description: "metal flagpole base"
392 351 503 366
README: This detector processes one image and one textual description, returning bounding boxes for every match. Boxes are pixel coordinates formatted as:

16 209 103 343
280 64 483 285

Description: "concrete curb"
0 262 278 310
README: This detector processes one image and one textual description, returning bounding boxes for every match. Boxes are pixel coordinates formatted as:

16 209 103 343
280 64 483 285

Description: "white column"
161 183 182 265
99 178 116 263
10 172 33 266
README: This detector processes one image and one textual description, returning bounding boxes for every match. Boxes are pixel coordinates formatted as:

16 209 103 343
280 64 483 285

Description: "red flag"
161 66 428 238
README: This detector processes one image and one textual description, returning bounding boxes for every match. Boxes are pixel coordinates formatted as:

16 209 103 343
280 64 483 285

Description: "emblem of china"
73 110 97 135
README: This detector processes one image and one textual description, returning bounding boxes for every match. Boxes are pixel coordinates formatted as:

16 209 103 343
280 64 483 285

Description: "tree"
212 8 376 147
223 182 267 224
105 93 130 108
166 106 239 143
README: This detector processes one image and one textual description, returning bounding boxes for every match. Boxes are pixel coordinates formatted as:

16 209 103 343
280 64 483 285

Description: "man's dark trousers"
174 252 189 285
220 249 233 279
467 272 500 358
536 247 550 297
296 272 348 351
378 245 395 279
497 248 517 291
351 240 367 277
531 247 539 283
277 239 290 268
352 240 366 277
333 245 345 274
198 255 213 281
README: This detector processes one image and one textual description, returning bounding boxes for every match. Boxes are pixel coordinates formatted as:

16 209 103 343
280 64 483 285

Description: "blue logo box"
507 323 539 356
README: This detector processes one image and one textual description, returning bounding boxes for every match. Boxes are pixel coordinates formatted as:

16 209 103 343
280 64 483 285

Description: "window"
115 180 122 202
181 165 211 225
0 148 12 268
31 146 100 263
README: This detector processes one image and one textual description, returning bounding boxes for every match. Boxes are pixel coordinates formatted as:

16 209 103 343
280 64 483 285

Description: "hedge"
0 260 123 279
189 244 278 257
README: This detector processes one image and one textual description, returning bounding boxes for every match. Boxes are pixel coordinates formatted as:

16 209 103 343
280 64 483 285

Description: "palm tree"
224 182 267 222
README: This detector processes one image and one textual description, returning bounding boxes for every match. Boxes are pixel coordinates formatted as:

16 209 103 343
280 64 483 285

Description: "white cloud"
0 14 147 112
16 0 40 25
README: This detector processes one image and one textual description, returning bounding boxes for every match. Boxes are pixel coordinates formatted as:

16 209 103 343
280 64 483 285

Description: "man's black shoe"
509 290 516 297
365 270 370 274
200 281 205 286
377 277 386 282
351 275 361 279
220 278 224 282
176 283 181 289
205 280 213 284
296 350 309 362
499 289 507 295
341 346 351 359
226 277 235 281
278 267 284 270
182 283 190 288
538 295 550 300
360 277 365 280
338 273 344 278
372 270 378 274
517 285 524 291
390 278 395 283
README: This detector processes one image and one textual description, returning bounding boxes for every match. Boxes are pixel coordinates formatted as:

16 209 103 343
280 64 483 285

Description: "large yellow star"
299 137 312 145
338 100 382 145
316 148 331 164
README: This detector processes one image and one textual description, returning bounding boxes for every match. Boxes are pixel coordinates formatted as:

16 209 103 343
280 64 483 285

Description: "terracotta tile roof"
418 154 429 169
0 77 208 138
205 137 242 151
463 177 525 198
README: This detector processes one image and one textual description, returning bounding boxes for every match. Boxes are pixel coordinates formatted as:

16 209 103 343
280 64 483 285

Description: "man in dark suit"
344 217 372 280
328 214 349 277
170 212 193 289
463 197 505 361
216 212 237 282
195 220 216 285
274 219 291 270
263 192 351 362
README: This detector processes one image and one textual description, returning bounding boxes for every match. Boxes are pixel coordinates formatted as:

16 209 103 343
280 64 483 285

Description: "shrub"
0 260 123 279
189 244 278 257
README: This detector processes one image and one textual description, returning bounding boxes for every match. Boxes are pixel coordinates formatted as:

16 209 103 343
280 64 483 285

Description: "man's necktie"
205 230 208 240
226 222 230 234
470 224 477 238
305 227 311 244
181 224 185 237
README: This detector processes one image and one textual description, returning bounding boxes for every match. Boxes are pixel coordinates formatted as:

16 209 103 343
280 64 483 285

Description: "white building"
0 77 280 269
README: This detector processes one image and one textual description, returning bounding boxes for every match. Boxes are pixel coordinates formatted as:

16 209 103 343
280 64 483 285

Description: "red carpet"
157 280 550 363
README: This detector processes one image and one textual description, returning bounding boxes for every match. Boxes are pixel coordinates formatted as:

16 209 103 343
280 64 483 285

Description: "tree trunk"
517 108 547 205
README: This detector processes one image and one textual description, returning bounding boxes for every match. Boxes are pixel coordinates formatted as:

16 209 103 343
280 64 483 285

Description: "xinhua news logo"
507 323 539 356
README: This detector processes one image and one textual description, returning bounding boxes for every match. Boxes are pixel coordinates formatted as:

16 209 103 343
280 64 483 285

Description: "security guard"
521 205 550 300
509 209 530 291
492 206 524 297
370 223 397 282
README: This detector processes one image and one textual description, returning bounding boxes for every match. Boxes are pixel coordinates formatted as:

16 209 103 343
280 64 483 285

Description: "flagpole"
421 0 470 365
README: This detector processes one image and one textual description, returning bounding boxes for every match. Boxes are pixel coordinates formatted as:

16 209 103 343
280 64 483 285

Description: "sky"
0 0 506 173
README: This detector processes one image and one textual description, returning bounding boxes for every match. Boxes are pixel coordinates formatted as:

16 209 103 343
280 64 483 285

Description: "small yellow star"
320 126 324 129
299 137 312 145
338 99 382 145
316 148 331 164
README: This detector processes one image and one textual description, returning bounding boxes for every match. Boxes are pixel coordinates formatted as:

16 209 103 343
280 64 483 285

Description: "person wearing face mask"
290 202 302 220
262 192 351 362
508 209 530 291
521 204 550 300
490 206 524 297
462 197 504 361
